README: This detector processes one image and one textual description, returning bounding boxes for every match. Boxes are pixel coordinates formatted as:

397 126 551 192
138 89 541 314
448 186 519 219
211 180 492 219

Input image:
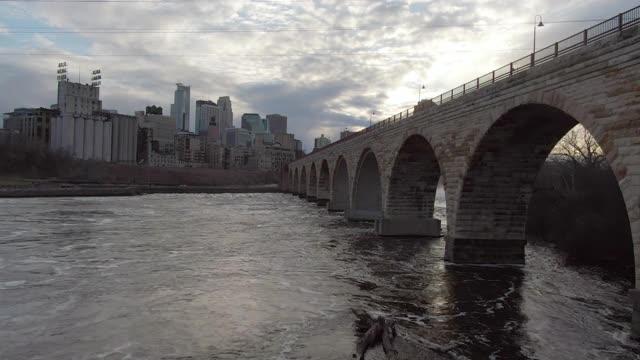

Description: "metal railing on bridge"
299 5 640 160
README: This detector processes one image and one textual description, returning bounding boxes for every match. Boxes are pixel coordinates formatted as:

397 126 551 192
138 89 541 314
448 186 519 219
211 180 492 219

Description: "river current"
0 193 638 359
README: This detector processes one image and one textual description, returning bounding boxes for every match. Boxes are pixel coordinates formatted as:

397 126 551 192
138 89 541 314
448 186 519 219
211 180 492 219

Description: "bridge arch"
330 156 350 212
316 160 331 205
449 102 634 267
348 149 382 221
299 166 307 197
377 134 442 236
308 162 318 200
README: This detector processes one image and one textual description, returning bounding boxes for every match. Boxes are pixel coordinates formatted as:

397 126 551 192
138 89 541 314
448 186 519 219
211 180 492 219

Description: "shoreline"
0 184 282 198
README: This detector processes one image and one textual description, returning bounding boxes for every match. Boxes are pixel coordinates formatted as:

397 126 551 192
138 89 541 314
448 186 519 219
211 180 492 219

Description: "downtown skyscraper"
170 83 190 131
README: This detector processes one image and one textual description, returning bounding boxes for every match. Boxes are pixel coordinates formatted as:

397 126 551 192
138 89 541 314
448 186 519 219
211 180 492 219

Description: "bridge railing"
297 5 640 161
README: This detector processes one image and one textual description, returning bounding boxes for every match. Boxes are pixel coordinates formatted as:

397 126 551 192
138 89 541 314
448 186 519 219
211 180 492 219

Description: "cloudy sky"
0 0 636 150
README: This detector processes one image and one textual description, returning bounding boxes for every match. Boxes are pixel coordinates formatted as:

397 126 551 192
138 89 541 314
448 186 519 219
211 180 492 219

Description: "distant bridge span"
285 9 640 332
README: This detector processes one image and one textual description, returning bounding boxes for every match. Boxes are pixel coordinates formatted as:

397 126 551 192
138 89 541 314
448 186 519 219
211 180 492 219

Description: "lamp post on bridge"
369 111 376 127
533 15 544 53
418 84 426 102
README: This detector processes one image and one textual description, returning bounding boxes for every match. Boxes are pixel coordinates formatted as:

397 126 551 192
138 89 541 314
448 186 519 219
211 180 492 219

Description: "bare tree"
551 125 606 168
547 125 606 194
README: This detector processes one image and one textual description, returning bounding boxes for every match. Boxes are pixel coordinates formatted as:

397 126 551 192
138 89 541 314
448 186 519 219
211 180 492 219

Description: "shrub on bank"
0 144 278 187
526 160 634 279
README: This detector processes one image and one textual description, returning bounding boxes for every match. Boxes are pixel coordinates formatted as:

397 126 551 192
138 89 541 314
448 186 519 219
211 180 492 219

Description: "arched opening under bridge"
448 103 633 270
316 160 331 206
346 149 382 221
377 134 442 236
299 167 307 198
329 156 350 212
307 163 318 201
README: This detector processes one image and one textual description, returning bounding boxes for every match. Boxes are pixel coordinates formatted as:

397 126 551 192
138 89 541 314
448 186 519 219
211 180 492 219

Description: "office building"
3 107 59 146
170 83 190 131
195 100 219 135
340 130 356 139
241 113 266 133
136 111 178 167
136 112 177 153
217 96 234 138
314 134 331 150
294 139 305 159
273 133 296 151
256 145 295 172
266 114 287 134
175 132 207 166
225 127 252 147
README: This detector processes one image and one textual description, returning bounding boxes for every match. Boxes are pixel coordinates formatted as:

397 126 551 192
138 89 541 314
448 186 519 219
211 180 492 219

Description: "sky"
0 0 637 151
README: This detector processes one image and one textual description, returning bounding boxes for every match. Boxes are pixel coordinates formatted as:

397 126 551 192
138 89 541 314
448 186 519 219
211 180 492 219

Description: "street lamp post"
369 111 376 127
418 84 426 102
533 15 544 53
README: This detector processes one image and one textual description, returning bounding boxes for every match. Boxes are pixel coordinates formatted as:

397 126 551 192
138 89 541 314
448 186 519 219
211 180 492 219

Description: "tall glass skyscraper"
241 113 266 133
170 83 190 131
266 114 287 134
195 100 218 135
217 96 234 134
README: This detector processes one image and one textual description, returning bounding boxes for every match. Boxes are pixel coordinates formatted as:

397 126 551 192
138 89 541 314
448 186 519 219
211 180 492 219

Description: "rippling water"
0 193 638 359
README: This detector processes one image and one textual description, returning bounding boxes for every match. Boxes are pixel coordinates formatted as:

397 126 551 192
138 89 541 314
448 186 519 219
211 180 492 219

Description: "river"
0 193 638 359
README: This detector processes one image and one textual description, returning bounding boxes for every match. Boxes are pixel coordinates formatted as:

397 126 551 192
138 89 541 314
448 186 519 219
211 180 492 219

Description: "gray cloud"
1 0 638 149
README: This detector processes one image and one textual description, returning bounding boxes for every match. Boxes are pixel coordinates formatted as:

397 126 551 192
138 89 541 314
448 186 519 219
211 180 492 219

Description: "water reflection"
443 265 528 358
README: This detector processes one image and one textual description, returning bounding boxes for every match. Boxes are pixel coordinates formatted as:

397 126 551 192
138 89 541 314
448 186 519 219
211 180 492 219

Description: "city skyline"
0 0 636 151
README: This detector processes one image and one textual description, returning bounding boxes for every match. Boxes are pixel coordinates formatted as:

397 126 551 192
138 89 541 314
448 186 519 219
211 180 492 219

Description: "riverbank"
0 183 281 198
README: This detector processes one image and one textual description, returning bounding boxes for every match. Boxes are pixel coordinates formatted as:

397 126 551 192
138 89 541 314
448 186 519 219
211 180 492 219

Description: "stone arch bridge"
284 13 640 332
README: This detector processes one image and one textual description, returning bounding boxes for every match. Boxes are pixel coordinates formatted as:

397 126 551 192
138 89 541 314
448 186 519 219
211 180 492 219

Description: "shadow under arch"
346 149 382 221
447 103 633 268
282 163 290 191
308 162 318 201
316 159 331 206
330 155 350 212
377 134 442 236
299 166 307 197
292 168 299 195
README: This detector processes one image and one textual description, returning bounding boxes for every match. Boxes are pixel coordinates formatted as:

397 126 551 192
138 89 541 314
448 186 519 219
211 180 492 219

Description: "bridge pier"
444 238 526 265
345 209 381 221
327 201 348 212
316 198 329 206
375 218 441 237
632 290 640 337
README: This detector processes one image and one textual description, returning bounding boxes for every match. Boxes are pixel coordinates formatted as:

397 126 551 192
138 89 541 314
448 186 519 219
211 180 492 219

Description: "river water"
0 193 638 359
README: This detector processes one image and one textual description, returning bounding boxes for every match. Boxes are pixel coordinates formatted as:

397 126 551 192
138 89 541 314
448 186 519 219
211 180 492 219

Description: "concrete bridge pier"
632 290 640 336
376 218 441 237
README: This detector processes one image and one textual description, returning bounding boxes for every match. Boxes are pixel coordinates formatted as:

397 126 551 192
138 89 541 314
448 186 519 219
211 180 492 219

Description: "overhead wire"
1 20 607 34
